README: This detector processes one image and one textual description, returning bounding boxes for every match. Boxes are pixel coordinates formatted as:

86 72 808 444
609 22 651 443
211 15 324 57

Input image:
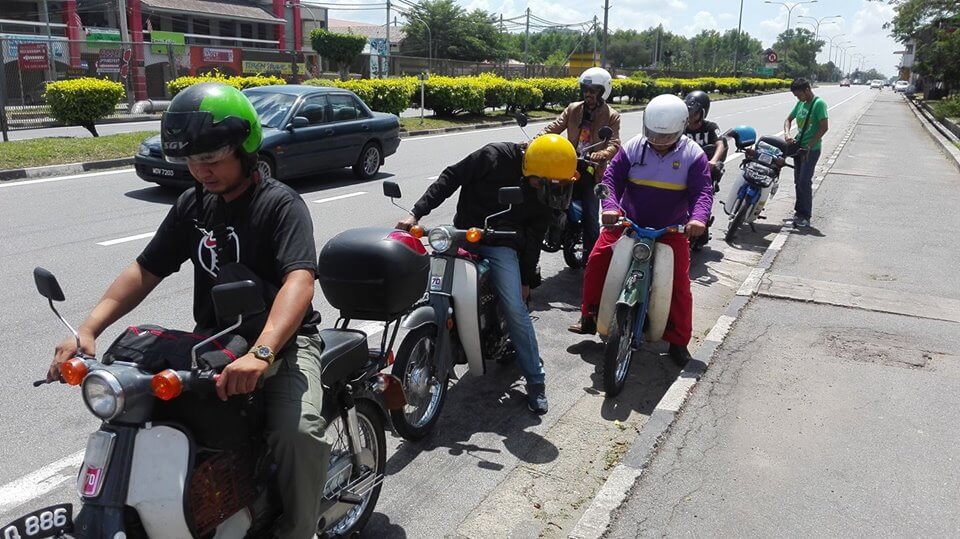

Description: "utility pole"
40 0 54 81
654 24 662 68
592 16 598 66
732 0 744 76
385 0 391 78
500 14 504 33
117 0 134 106
524 7 530 65
601 0 610 68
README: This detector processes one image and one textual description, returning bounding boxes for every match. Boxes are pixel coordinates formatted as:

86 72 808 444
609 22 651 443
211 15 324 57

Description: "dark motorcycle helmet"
161 82 263 165
683 90 711 122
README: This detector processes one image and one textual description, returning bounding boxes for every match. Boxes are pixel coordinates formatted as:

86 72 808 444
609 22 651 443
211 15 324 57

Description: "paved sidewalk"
606 92 960 536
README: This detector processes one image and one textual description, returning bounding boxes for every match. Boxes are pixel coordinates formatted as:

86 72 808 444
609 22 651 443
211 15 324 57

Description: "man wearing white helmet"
541 67 622 258
569 94 713 365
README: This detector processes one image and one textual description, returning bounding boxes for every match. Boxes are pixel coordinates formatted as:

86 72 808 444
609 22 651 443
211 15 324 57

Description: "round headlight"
82 371 124 420
632 242 652 262
137 143 150 157
428 227 452 252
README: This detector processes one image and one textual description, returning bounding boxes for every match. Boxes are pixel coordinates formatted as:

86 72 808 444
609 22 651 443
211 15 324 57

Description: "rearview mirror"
498 186 524 205
598 126 613 141
383 181 402 199
515 111 528 128
33 267 65 302
211 281 265 322
594 184 611 200
289 116 309 130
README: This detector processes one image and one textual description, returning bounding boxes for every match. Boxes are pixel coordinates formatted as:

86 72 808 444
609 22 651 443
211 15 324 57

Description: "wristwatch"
252 345 276 366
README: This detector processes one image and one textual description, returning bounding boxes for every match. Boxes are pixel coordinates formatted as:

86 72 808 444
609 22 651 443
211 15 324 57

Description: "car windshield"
244 91 297 128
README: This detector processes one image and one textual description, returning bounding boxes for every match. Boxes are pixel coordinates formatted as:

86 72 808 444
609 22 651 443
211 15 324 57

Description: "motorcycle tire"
322 400 387 536
562 232 585 268
724 201 752 244
603 304 636 398
390 325 448 441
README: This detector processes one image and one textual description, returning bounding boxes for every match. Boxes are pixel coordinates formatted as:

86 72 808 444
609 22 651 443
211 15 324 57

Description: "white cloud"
717 12 734 23
683 11 718 36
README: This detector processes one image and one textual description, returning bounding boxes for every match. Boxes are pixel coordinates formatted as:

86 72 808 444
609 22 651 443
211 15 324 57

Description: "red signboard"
190 47 243 76
18 43 49 71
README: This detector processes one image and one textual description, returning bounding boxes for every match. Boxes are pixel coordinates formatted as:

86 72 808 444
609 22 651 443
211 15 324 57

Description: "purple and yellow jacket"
600 134 713 229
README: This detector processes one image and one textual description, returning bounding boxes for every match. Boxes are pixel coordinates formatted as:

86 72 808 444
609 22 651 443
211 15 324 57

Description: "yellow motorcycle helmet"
522 134 578 209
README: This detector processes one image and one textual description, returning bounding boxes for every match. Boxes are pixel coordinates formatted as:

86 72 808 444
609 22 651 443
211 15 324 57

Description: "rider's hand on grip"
396 215 418 231
601 211 621 226
685 219 707 238
216 353 269 401
48 332 95 382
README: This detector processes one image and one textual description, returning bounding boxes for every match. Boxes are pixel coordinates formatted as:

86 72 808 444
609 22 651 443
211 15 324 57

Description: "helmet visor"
165 144 235 165
644 126 682 146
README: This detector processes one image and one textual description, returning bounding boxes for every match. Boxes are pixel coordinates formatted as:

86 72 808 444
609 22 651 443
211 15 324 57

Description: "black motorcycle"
690 142 726 252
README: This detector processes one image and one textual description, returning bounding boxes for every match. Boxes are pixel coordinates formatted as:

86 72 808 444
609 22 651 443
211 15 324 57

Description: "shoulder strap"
797 98 818 139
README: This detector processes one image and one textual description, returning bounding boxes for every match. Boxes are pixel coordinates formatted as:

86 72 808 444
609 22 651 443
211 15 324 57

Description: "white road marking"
0 168 133 189
0 450 83 514
427 175 439 180
312 191 367 204
97 231 156 246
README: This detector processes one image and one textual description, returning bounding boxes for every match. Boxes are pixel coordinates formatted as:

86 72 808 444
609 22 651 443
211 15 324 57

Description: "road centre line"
97 232 156 246
313 192 367 204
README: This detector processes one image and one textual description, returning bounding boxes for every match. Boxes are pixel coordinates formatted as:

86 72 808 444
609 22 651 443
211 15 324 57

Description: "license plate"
758 152 773 165
78 431 115 499
151 167 175 177
429 258 447 291
2 504 73 539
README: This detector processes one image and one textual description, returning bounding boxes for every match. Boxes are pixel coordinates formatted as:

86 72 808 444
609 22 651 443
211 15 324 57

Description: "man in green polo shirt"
783 77 828 228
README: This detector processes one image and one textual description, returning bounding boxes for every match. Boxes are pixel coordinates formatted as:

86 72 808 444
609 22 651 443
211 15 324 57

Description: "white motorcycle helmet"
643 94 688 146
579 67 613 101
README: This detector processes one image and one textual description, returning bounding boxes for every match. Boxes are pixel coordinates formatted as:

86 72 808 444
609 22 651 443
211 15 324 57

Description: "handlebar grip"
489 230 518 239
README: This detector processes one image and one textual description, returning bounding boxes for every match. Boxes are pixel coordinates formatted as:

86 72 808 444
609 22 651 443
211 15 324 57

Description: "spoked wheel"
603 304 636 398
322 400 386 537
724 201 752 244
390 325 448 441
562 229 584 268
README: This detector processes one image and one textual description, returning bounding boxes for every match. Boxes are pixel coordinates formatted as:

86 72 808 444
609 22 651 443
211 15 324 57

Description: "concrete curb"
568 92 876 539
0 157 135 182
907 97 960 174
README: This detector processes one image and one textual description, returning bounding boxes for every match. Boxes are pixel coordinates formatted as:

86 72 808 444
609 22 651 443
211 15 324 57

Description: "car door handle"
361 124 370 131
321 129 334 136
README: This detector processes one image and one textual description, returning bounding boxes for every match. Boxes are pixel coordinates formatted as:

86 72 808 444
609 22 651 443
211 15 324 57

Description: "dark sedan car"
135 85 401 188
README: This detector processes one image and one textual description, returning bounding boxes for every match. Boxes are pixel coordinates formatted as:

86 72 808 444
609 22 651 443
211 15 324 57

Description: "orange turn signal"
151 369 183 401
466 227 483 243
61 358 88 386
409 225 424 239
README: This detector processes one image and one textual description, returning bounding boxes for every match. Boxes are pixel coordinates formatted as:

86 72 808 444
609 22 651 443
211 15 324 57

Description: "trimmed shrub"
167 74 285 96
334 78 416 116
422 76 485 117
303 78 337 87
43 77 125 137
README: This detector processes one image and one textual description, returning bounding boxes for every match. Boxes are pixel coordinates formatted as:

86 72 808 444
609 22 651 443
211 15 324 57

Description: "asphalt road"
0 86 875 536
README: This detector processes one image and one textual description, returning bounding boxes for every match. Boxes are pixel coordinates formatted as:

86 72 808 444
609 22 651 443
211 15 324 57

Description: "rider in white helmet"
541 67 622 258
569 93 713 366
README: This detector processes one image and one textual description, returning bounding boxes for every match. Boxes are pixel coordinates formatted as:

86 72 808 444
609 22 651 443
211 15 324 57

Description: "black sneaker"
668 344 693 366
526 383 548 415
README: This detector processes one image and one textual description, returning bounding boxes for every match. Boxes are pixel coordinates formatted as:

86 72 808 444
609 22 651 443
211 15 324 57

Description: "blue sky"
321 0 902 77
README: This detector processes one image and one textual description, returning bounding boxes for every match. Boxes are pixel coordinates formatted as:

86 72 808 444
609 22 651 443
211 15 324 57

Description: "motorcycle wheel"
603 304 636 398
390 325 448 441
562 230 584 268
724 201 752 244
324 400 387 536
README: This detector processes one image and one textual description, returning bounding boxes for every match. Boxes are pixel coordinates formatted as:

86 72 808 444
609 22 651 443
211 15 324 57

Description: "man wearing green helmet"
47 83 327 538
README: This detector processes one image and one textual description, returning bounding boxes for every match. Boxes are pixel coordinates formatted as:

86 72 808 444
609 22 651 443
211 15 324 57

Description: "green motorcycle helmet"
161 83 262 164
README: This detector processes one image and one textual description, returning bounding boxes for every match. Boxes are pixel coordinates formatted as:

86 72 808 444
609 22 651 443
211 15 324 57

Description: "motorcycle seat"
318 329 369 384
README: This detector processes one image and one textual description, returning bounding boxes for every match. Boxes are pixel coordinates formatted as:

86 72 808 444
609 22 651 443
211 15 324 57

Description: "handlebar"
604 218 686 238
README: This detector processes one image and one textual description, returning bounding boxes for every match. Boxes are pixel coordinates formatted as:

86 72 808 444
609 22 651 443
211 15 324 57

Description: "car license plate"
758 152 773 165
78 431 115 499
429 258 447 291
151 167 174 177
2 504 73 539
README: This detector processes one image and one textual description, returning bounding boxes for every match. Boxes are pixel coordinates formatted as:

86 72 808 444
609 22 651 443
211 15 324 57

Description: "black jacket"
411 142 550 285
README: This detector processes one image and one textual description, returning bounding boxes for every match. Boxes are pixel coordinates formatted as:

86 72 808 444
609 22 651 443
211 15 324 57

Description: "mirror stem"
49 298 81 353
191 314 244 370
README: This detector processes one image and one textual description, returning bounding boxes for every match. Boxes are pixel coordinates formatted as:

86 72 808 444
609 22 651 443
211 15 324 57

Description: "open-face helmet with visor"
643 93 688 146
161 83 263 165
522 134 578 209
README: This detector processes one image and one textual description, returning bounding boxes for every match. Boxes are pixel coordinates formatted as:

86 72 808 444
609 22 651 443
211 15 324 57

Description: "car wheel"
353 143 381 180
257 154 275 180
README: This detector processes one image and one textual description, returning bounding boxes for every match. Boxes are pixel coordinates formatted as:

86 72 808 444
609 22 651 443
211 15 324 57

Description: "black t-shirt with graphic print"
137 177 318 334
684 120 721 149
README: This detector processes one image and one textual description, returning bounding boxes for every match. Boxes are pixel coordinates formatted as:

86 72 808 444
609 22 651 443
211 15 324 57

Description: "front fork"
617 240 655 346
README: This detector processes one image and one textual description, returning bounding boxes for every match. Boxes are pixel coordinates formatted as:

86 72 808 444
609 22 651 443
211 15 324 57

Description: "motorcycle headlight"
137 143 151 157
82 371 124 420
428 227 453 252
632 242 652 262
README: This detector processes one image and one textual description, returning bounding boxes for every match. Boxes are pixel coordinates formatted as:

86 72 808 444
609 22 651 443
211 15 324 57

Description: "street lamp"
797 14 841 39
402 12 432 73
764 0 818 31
839 45 855 76
824 33 846 65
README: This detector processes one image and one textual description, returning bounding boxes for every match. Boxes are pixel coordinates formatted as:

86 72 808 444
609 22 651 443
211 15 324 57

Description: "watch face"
255 345 270 358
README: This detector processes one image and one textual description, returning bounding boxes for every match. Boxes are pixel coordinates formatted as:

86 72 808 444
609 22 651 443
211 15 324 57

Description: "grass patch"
0 131 156 170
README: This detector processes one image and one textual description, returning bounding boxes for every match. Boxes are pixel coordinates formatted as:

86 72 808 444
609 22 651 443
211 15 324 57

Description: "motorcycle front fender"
401 304 437 332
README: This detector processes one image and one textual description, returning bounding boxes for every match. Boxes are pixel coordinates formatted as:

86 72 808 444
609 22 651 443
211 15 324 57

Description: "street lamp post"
797 14 841 40
764 0 818 31
732 0 744 76
839 45 855 76
825 33 846 65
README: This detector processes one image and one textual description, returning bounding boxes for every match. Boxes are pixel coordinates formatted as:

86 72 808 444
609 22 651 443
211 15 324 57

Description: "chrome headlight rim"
428 227 453 253
137 143 151 157
632 242 652 263
82 370 125 421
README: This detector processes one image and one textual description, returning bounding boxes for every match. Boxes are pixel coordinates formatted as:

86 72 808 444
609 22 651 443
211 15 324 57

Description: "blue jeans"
793 148 821 220
477 245 546 386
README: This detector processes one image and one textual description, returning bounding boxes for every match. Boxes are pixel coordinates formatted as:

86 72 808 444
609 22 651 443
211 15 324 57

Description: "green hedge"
333 78 417 116
43 77 125 137
167 74 286 96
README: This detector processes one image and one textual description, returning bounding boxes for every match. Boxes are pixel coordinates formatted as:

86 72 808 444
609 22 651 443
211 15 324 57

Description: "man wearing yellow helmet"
397 134 577 414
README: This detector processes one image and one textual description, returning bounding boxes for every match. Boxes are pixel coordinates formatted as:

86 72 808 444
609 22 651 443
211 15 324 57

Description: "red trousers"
581 228 693 346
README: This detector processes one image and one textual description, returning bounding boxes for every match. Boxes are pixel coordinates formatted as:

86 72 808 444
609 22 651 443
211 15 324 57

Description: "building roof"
327 18 405 43
140 0 286 24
